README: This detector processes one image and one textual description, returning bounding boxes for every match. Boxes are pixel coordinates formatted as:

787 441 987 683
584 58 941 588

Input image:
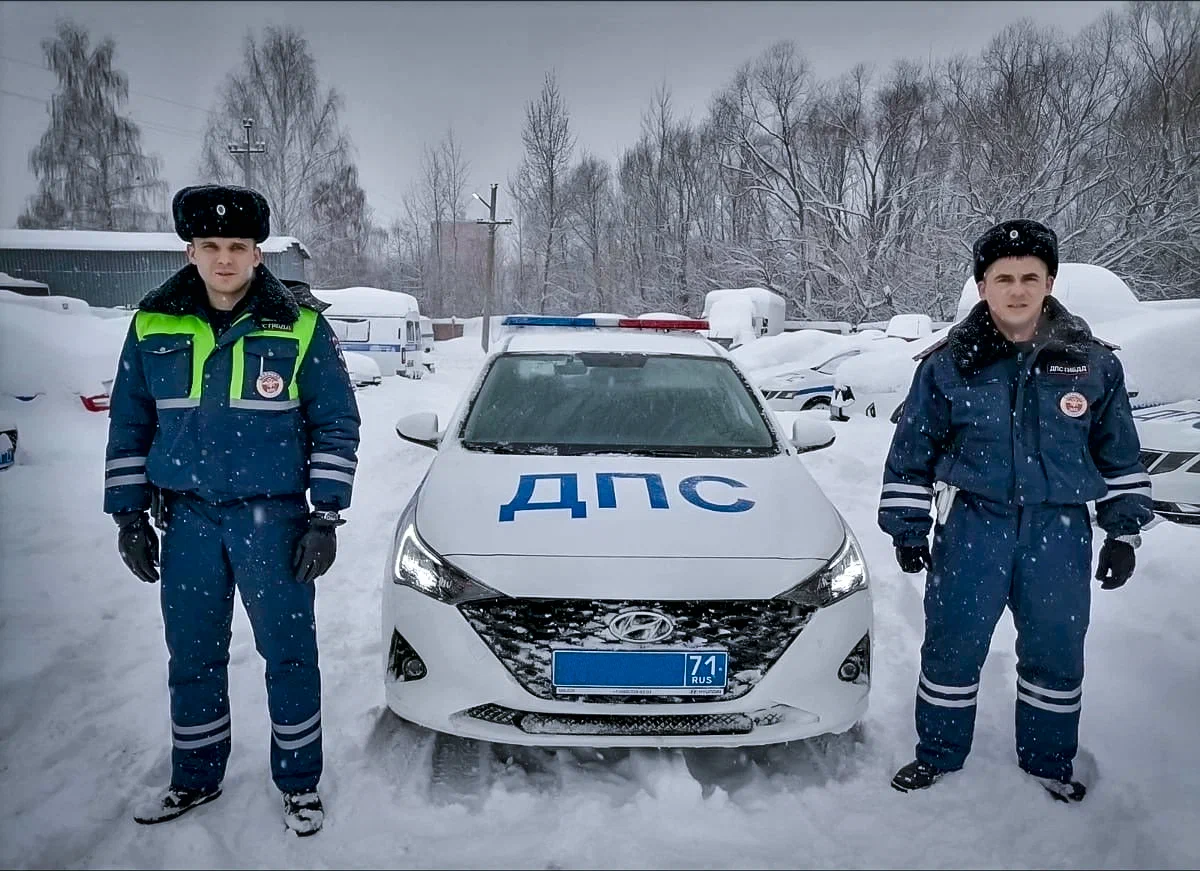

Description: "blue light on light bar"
502 316 599 327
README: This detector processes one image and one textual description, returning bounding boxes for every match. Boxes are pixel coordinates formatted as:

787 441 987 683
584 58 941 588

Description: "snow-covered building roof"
0 229 310 258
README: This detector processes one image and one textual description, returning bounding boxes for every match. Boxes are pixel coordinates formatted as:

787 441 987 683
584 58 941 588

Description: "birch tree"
19 20 167 231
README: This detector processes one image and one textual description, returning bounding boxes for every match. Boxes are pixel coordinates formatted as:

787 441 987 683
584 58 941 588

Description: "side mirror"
791 416 836 453
395 412 441 449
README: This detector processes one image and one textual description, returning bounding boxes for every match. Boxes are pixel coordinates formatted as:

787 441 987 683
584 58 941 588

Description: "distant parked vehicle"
313 286 426 379
343 351 383 388
757 349 864 412
0 421 16 471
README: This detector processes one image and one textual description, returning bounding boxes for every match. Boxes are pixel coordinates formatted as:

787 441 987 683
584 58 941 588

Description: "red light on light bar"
617 319 709 330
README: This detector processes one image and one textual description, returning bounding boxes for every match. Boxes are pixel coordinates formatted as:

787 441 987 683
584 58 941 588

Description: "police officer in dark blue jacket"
104 184 360 835
879 219 1152 802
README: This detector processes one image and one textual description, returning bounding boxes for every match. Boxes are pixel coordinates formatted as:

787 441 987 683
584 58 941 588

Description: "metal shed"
0 230 310 308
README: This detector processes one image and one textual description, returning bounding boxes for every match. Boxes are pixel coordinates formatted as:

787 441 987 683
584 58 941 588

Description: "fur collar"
947 296 1094 376
138 264 328 323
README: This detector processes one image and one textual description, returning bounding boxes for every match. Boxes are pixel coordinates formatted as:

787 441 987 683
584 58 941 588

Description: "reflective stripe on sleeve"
310 452 357 470
879 497 933 511
105 474 148 488
310 469 354 486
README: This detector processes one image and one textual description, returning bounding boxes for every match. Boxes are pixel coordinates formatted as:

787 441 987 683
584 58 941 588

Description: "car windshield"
460 352 779 457
815 350 861 375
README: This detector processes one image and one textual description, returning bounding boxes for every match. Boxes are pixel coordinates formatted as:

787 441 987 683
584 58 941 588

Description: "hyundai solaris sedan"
384 315 872 748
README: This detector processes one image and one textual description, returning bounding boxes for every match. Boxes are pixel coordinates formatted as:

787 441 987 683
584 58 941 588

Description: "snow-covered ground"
2 322 1199 869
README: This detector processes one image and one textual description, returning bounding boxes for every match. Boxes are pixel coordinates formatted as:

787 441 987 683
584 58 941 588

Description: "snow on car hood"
416 450 844 552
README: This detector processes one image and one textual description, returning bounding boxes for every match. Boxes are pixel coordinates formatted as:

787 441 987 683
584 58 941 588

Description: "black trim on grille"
464 703 786 736
458 598 815 704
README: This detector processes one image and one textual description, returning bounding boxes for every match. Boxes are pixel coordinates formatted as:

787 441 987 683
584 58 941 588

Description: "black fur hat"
172 184 270 243
972 219 1058 282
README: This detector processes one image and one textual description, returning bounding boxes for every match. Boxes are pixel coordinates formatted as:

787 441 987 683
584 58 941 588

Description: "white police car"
0 420 16 471
384 315 872 748
1134 399 1200 526
756 349 863 413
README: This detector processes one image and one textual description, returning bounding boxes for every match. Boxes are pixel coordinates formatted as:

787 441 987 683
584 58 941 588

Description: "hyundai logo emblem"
608 610 675 643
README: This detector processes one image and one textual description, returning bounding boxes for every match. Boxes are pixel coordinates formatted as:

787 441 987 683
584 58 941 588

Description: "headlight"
391 495 503 605
775 524 868 608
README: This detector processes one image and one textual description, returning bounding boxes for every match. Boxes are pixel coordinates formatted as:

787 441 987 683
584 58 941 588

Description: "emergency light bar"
502 315 710 331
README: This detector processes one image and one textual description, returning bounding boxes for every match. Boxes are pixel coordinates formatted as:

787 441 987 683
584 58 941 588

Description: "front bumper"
382 583 872 748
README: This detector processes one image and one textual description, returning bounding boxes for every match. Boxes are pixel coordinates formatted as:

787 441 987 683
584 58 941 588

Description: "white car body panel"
1133 399 1200 525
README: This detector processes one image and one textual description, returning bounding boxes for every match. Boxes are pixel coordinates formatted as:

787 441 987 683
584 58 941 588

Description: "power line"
0 54 216 116
0 87 207 139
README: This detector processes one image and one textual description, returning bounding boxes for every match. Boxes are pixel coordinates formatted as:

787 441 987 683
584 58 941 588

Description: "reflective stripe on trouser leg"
916 494 1016 771
224 496 322 793
1011 504 1091 781
160 495 236 791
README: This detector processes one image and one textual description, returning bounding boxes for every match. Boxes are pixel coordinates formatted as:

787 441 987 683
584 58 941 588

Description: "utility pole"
474 183 513 352
227 118 266 189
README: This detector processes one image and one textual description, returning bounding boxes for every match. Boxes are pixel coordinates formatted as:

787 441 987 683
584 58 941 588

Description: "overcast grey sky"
1 0 1122 231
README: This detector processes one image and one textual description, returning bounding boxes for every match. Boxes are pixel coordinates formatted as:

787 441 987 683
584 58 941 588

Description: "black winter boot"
1032 774 1087 803
282 789 324 836
891 759 947 793
133 784 222 824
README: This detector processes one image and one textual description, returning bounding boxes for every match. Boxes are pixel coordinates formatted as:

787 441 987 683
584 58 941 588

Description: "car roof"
500 327 727 357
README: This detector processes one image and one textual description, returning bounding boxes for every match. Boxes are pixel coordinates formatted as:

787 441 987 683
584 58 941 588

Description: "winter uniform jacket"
103 264 360 514
878 297 1153 546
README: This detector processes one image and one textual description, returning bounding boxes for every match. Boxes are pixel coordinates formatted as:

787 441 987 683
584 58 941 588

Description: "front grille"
464 703 786 736
458 598 814 704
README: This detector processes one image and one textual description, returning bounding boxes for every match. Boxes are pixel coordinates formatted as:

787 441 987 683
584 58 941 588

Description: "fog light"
838 633 870 684
388 629 428 682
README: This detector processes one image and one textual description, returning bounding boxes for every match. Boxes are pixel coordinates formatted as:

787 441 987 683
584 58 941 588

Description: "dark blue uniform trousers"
159 493 322 794
916 493 1092 781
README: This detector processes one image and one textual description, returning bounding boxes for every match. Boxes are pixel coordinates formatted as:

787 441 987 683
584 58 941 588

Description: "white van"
702 287 786 349
311 286 425 379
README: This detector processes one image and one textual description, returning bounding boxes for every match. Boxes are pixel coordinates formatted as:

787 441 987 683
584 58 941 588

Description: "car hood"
1133 400 1200 451
414 450 845 599
417 449 844 561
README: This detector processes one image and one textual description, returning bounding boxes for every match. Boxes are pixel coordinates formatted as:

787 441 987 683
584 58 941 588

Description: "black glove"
1095 539 1135 590
293 515 339 583
896 544 933 574
116 511 160 583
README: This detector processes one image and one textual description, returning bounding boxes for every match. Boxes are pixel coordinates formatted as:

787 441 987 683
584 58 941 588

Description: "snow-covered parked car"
343 350 383 388
756 348 863 412
1133 400 1200 526
830 263 1183 423
384 314 871 749
0 420 16 471
0 294 127 411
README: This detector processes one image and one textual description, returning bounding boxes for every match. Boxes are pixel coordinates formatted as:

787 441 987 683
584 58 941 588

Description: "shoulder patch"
913 335 949 362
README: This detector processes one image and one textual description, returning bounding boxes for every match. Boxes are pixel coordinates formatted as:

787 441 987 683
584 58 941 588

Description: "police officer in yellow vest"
103 185 360 836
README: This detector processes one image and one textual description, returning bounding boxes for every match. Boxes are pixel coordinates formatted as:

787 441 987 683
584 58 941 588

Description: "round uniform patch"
216 204 226 216
256 370 284 398
1060 391 1088 417
1009 228 1019 239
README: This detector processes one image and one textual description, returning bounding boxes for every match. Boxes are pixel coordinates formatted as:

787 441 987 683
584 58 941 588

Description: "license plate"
552 649 728 696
